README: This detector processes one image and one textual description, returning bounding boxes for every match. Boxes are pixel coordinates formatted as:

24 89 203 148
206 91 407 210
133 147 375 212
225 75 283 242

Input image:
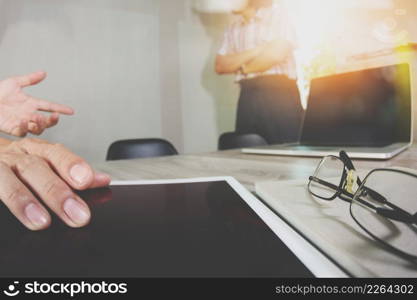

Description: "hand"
262 39 291 56
233 6 257 24
0 71 74 137
241 40 291 75
240 44 268 75
0 138 111 231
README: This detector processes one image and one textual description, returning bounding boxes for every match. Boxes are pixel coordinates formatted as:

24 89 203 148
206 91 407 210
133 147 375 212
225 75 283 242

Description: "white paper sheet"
256 175 417 278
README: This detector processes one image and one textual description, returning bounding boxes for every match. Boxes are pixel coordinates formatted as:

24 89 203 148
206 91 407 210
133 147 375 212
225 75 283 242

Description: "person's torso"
229 4 297 81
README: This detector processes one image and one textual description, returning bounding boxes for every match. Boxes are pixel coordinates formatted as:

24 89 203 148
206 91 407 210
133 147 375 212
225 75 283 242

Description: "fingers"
15 156 91 228
14 71 47 88
27 113 59 136
13 138 112 190
29 142 95 190
10 119 29 137
46 113 60 128
0 140 112 230
28 114 47 136
89 173 112 189
30 97 74 115
0 161 51 231
28 122 41 135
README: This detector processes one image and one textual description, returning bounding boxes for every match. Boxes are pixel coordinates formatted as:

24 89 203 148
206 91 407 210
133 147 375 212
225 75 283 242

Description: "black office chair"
218 132 268 150
106 138 178 161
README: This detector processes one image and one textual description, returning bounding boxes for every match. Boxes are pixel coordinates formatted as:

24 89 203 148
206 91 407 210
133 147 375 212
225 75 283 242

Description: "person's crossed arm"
240 38 292 74
215 39 292 76
215 46 264 75
0 137 111 231
0 71 74 137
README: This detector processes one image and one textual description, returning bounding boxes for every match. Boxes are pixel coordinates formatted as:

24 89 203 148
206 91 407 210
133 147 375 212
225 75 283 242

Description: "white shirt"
218 3 297 81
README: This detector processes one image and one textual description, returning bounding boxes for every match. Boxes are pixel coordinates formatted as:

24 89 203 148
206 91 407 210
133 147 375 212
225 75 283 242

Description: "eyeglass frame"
308 151 417 261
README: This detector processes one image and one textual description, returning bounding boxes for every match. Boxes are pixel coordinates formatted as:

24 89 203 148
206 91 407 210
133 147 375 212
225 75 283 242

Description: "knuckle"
5 186 29 204
46 143 64 155
47 143 76 161
24 155 44 166
19 137 44 148
42 179 68 199
16 154 46 174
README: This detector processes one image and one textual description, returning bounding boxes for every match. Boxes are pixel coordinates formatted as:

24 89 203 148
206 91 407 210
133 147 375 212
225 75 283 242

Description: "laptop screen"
300 64 411 147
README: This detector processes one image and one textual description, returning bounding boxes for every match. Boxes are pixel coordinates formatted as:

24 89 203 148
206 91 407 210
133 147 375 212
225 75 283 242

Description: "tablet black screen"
0 181 312 278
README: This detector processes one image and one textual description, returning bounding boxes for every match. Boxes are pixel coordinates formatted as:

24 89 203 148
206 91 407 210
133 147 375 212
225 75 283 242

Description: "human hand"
0 71 74 137
240 43 269 74
0 138 111 231
262 39 291 56
241 39 292 74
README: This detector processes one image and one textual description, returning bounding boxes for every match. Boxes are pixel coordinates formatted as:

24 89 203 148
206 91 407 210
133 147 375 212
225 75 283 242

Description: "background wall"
0 0 416 162
0 0 162 161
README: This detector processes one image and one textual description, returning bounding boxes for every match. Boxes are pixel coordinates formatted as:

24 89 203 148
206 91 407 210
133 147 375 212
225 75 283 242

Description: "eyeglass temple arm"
378 200 417 224
339 151 355 171
376 208 417 224
310 176 416 223
310 176 417 224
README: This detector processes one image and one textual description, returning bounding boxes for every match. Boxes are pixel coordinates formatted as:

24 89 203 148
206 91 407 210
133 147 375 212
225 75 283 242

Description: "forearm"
215 47 263 75
242 39 292 74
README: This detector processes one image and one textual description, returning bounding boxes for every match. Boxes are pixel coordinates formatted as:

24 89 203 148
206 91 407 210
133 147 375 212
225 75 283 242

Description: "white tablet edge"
111 177 347 278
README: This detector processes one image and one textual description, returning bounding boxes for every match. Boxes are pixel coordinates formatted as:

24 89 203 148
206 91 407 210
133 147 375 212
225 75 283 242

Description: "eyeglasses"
308 151 417 260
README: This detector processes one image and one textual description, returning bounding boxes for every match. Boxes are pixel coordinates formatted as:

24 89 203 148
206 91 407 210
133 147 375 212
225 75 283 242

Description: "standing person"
215 0 302 144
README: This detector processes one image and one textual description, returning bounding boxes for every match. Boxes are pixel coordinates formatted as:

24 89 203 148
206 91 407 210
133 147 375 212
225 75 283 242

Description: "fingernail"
96 173 111 182
64 198 90 225
25 203 49 228
70 164 90 185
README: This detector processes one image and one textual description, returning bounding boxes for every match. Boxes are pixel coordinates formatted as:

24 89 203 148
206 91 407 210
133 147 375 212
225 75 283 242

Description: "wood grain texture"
92 145 417 191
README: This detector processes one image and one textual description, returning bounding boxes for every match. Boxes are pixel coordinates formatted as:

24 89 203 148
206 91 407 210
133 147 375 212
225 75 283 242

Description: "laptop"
242 63 413 160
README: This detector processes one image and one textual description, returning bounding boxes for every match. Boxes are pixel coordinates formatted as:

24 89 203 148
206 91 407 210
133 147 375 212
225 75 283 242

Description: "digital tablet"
0 177 340 277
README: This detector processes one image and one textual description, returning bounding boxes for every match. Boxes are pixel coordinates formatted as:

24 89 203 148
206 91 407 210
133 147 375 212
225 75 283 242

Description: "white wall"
0 0 162 162
178 3 239 153
158 0 239 154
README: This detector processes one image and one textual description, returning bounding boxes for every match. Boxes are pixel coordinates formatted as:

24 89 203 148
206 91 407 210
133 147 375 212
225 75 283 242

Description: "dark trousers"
236 75 303 144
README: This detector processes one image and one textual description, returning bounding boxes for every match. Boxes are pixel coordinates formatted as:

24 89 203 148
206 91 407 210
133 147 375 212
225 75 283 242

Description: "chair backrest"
218 132 268 150
106 139 178 161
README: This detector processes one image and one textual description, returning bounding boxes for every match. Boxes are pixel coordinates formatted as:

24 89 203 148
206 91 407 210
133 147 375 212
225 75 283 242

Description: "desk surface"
92 147 417 278
93 146 417 191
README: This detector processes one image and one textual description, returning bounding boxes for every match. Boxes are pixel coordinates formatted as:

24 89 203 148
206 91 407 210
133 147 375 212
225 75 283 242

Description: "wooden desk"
90 147 417 277
93 145 417 191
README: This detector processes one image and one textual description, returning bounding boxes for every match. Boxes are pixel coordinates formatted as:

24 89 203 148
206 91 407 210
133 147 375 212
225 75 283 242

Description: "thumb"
15 71 47 88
